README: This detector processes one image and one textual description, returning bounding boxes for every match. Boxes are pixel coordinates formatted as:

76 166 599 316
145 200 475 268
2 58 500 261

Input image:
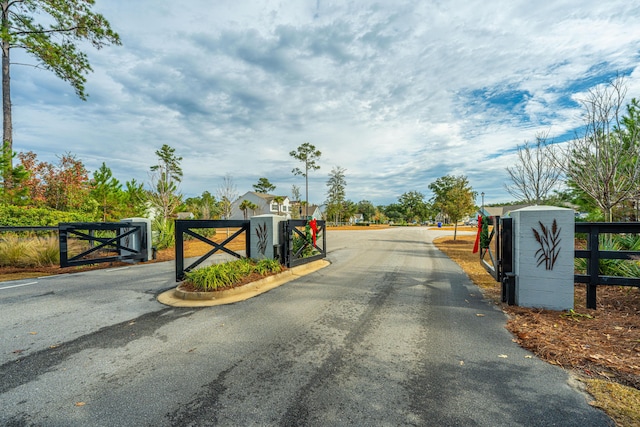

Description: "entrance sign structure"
510 206 574 311
250 215 287 260
174 216 327 281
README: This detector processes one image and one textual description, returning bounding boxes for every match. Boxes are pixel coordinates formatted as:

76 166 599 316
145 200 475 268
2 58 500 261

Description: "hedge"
0 204 97 227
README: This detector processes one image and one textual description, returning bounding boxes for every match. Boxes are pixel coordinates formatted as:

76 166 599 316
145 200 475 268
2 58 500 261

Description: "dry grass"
434 233 640 426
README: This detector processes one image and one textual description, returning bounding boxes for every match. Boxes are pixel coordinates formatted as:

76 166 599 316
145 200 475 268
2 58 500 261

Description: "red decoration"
472 215 482 254
309 218 318 246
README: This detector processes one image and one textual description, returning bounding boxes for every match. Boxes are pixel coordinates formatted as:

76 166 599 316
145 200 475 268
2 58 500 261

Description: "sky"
9 0 640 207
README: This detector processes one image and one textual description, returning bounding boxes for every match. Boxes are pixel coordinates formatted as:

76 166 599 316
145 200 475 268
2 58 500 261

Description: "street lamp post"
481 192 485 215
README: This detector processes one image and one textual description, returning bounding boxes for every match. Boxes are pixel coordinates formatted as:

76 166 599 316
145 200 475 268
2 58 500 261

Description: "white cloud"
8 0 640 206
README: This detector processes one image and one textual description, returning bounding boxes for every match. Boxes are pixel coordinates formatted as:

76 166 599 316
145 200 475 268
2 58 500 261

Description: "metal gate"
479 216 515 304
281 220 326 268
174 219 250 281
59 221 148 268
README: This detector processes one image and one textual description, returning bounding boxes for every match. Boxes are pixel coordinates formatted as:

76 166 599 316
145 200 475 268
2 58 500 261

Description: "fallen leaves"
433 234 640 391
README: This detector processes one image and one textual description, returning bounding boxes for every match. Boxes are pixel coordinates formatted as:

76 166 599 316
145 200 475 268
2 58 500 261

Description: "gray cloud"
8 0 640 206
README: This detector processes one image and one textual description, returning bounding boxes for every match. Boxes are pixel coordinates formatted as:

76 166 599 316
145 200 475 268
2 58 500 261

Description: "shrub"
0 204 97 226
254 258 282 275
292 233 318 258
184 258 283 291
152 217 175 250
575 234 640 277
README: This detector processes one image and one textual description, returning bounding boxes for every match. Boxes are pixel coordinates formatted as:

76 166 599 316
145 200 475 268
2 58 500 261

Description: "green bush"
152 217 175 250
184 258 283 291
292 233 318 258
575 234 640 277
254 258 282 275
0 204 97 226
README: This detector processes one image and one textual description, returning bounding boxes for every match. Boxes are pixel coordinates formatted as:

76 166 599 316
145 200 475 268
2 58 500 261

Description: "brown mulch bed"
433 235 640 390
507 285 640 389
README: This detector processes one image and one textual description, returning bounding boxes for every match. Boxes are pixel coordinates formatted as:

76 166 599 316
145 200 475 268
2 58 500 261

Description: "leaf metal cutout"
532 219 562 270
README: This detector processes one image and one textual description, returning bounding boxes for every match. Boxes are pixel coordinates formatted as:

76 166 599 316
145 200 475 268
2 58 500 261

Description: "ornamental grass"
184 258 282 291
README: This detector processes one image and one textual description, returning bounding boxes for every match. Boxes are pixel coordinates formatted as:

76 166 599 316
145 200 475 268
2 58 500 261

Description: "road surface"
0 227 612 426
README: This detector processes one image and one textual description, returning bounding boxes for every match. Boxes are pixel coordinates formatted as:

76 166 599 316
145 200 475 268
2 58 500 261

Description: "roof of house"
238 191 289 203
483 204 532 217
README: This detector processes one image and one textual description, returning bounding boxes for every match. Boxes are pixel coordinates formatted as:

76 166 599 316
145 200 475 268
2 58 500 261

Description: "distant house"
176 212 195 220
229 192 292 220
290 202 323 221
349 213 364 224
307 205 323 221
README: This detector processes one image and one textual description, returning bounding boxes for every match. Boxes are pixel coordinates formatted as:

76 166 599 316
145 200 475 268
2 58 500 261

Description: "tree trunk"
1 0 11 170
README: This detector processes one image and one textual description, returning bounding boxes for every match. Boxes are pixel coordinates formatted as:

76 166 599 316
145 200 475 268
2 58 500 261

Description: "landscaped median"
157 259 330 307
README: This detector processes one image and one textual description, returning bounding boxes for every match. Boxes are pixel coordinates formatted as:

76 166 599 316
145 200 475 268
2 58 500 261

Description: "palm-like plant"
239 200 251 220
273 196 284 216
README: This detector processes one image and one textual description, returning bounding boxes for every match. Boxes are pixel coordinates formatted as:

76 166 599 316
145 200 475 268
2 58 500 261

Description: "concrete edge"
157 259 330 308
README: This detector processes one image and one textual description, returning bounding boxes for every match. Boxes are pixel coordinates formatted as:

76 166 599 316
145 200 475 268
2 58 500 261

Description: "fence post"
59 226 68 267
175 221 184 281
245 221 251 258
587 226 599 309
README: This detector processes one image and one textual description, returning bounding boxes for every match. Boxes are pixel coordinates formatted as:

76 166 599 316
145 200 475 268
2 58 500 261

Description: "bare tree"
556 76 640 221
505 131 562 204
216 174 238 220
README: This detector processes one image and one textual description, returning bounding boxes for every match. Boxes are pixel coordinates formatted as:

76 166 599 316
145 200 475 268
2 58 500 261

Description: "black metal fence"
1 224 149 268
480 219 640 309
479 215 502 281
59 222 148 267
281 220 326 268
479 216 516 305
574 222 640 309
174 219 250 281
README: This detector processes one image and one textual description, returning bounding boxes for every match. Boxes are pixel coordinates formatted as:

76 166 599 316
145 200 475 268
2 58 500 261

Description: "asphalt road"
0 227 613 426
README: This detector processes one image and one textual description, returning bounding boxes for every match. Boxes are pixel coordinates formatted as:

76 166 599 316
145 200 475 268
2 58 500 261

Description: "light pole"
481 192 485 215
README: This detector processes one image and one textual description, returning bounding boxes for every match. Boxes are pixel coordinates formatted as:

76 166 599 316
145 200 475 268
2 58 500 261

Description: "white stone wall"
511 206 574 311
